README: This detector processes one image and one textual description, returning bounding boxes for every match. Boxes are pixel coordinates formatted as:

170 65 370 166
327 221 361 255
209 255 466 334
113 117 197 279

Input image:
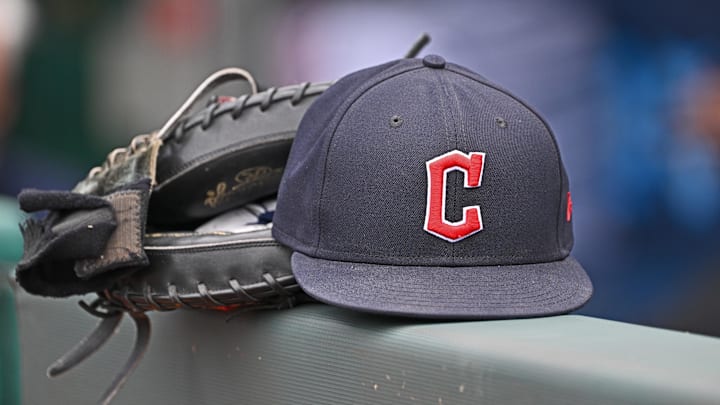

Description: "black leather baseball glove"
17 68 328 308
15 67 329 404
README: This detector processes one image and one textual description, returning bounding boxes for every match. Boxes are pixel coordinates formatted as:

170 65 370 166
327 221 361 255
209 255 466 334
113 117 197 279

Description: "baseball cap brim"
292 253 593 319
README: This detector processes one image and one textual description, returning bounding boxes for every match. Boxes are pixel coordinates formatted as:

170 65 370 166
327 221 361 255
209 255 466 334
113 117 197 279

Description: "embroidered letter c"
424 150 485 242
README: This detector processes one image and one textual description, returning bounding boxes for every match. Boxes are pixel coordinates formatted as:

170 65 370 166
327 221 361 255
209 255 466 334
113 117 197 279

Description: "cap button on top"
422 54 446 69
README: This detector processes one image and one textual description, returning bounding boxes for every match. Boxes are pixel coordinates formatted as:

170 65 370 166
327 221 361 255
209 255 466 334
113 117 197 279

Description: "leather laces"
87 67 259 179
47 297 151 405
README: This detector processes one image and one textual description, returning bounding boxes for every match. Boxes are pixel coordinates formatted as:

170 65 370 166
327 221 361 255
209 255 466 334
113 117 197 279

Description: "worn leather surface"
15 185 152 297
105 198 306 311
135 227 292 295
150 83 330 226
74 137 161 196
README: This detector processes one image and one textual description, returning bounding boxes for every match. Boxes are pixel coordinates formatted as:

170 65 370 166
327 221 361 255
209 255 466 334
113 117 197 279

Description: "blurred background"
1 3 719 395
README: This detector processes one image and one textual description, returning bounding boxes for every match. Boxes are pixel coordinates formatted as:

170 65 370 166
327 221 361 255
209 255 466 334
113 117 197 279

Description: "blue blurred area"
0 0 718 338
584 31 720 326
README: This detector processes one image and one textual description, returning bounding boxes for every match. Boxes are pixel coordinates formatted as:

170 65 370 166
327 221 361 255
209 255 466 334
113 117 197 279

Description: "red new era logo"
424 150 486 242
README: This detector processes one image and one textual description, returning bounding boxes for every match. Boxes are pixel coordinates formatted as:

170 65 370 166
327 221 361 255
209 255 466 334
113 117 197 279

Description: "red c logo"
424 150 486 242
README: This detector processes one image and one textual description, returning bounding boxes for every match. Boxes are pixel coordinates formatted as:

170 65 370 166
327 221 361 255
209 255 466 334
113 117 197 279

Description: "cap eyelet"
495 117 508 128
390 115 403 128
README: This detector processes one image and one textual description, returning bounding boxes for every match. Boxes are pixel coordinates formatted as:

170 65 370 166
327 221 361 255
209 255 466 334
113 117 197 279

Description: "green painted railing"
12 294 720 404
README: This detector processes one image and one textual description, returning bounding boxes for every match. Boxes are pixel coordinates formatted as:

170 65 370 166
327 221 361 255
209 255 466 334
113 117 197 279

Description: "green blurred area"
1 0 131 196
0 197 23 263
0 196 24 405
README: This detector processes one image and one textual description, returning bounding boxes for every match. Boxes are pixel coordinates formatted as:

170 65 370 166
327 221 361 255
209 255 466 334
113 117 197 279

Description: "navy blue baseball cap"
273 55 592 319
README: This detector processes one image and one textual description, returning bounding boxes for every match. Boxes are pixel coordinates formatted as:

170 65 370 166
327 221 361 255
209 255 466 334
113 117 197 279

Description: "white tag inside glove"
194 198 275 234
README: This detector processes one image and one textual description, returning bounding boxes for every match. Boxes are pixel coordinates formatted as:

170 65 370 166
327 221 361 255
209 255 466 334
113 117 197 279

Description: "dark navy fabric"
273 55 592 318
273 59 423 249
293 253 592 319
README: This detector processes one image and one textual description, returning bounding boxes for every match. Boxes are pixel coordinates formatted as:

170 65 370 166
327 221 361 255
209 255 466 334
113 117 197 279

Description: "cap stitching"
307 244 566 265
340 290 577 307
441 70 472 263
436 69 459 263
315 64 426 255
338 274 590 304
295 251 581 273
